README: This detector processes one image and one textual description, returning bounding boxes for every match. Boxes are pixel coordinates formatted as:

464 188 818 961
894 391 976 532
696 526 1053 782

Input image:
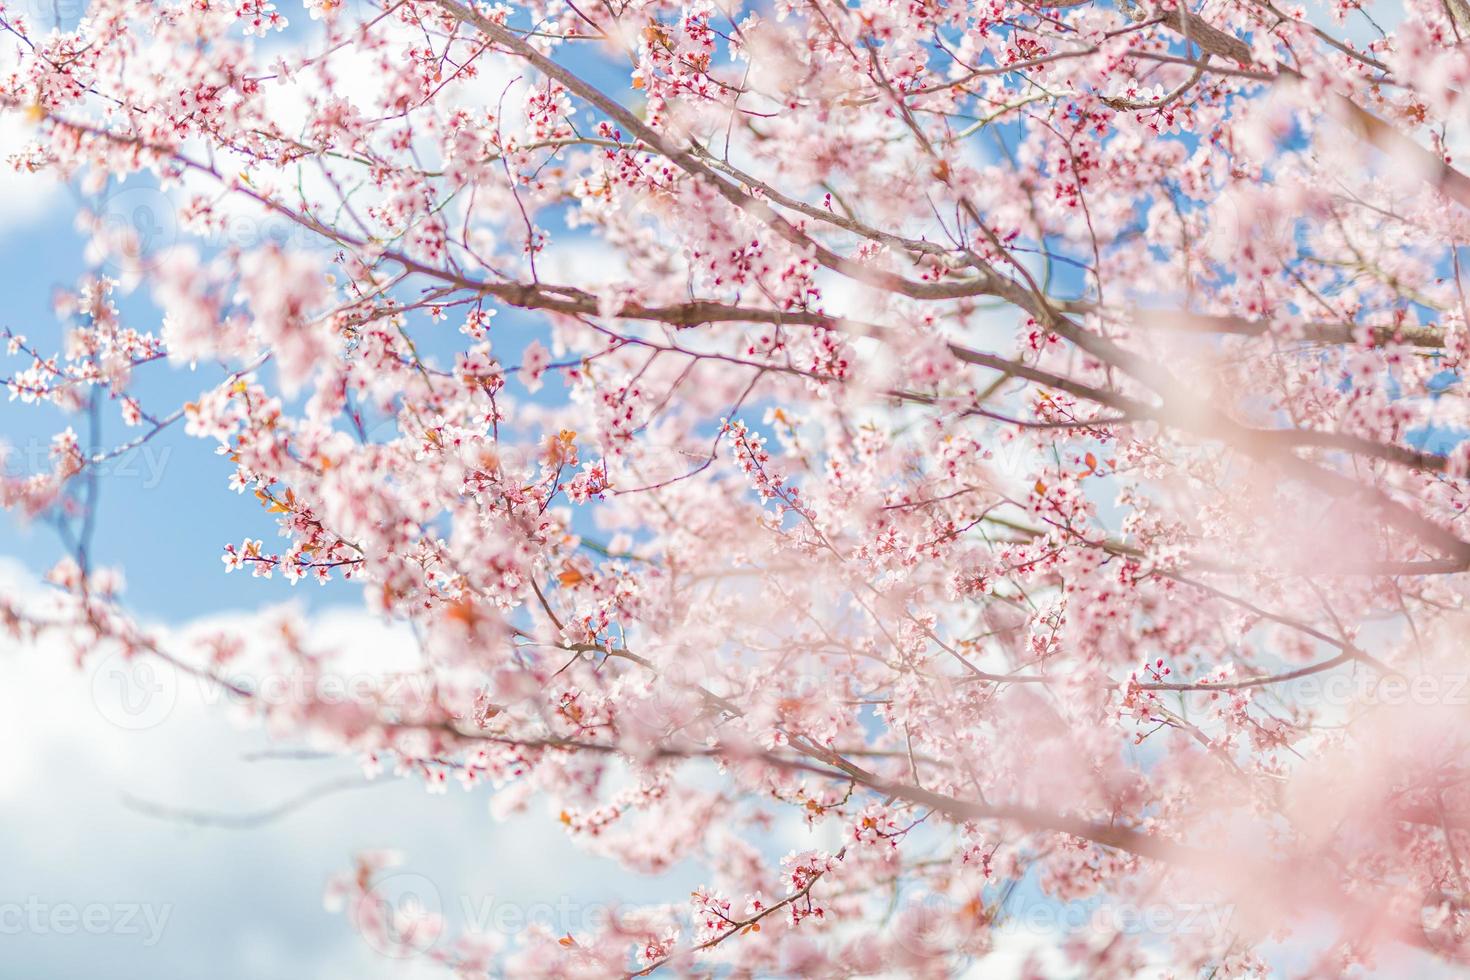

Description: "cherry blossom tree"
6 0 1470 974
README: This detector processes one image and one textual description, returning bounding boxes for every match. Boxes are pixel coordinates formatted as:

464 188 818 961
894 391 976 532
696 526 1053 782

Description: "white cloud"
0 558 693 978
0 115 67 235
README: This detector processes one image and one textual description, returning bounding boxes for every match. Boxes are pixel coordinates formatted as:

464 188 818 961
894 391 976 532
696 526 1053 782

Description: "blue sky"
0 17 709 974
